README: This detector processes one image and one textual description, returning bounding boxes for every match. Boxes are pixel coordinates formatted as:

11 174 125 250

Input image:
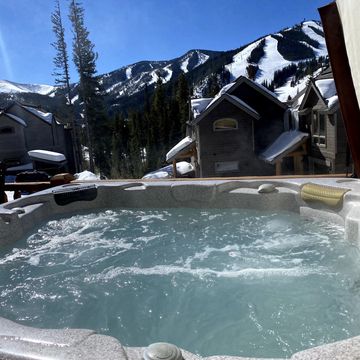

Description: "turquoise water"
1 208 360 358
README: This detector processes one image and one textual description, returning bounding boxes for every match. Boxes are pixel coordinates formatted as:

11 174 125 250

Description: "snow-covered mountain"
0 80 56 96
99 49 213 99
225 21 326 83
0 20 327 110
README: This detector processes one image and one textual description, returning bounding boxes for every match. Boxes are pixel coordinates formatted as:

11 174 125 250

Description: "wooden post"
294 156 304 175
0 162 7 204
319 3 360 177
172 160 177 178
275 160 282 176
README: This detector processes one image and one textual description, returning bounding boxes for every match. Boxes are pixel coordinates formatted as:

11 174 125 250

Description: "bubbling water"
1 208 360 358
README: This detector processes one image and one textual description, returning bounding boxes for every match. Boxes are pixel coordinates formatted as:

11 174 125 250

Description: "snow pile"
143 170 170 179
260 130 308 163
74 170 100 180
142 161 194 179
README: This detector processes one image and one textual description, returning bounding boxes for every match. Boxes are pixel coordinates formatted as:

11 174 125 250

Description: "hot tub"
1 178 360 360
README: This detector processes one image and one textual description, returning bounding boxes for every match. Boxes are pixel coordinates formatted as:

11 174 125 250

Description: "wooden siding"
197 100 274 177
230 82 284 150
6 104 71 164
0 115 27 163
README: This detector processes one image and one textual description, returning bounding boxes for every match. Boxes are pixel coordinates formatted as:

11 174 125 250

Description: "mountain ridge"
0 20 327 112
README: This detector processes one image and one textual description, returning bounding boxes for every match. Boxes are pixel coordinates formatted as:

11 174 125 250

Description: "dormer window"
213 118 238 131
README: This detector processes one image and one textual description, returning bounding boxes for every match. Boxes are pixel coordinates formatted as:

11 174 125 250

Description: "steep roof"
193 93 260 125
6 102 54 125
2 113 27 127
299 78 338 111
166 136 196 163
298 67 339 111
191 76 287 121
22 105 54 124
226 76 287 110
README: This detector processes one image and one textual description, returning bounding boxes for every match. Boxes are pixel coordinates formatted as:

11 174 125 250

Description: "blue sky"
0 0 330 85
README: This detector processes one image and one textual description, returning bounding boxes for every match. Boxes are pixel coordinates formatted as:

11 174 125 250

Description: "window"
215 161 239 173
0 126 15 135
213 118 238 131
312 112 326 146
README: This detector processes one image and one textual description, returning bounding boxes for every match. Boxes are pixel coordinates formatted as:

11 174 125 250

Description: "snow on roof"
205 82 236 110
28 150 66 163
260 130 308 163
23 106 53 124
327 95 339 109
6 162 33 172
218 82 236 95
3 113 27 127
191 98 213 118
315 79 337 100
166 136 195 162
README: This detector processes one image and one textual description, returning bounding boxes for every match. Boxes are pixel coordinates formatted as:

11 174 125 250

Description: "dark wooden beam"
319 3 360 176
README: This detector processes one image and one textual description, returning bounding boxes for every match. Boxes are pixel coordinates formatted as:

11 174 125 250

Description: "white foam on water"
2 208 359 359
85 263 323 283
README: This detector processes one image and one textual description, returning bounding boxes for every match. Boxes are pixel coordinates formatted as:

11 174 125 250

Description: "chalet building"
166 76 308 177
0 102 74 171
295 67 349 174
166 70 350 178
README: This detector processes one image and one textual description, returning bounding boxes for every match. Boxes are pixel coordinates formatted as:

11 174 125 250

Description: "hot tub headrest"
300 183 350 208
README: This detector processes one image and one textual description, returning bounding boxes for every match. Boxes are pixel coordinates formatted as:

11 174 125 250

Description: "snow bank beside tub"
142 162 194 179
74 170 100 180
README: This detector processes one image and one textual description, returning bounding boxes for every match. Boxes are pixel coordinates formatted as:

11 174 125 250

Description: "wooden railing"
0 162 75 204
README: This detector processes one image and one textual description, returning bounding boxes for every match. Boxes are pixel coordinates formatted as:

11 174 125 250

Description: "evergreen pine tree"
150 77 169 167
111 114 130 178
128 112 144 178
51 0 82 172
69 0 110 175
175 73 189 137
